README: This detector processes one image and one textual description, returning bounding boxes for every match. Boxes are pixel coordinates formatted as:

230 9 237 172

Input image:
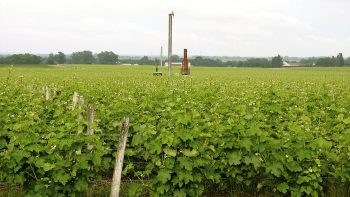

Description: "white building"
164 62 191 67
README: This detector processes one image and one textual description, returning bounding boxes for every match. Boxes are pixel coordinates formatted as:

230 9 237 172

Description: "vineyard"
1 65 350 196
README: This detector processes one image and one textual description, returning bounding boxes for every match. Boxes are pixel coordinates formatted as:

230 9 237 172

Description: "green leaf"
112 121 119 128
43 163 55 172
244 114 253 120
156 184 171 195
247 126 263 136
243 155 261 169
315 138 332 150
174 189 187 197
131 134 143 146
241 138 253 151
54 171 71 185
257 181 265 191
74 178 88 191
297 149 312 161
266 162 284 177
300 186 313 195
277 182 289 193
227 151 242 165
163 147 177 157
177 170 194 184
0 138 6 149
178 157 193 171
156 169 172 184
92 154 102 166
343 117 350 124
12 150 30 163
14 174 25 185
183 149 199 157
286 160 302 172
127 183 142 197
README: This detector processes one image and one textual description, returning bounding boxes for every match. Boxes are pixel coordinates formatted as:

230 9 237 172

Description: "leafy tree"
1 53 42 64
315 54 345 67
271 55 283 67
45 52 66 64
70 51 95 64
300 57 317 66
190 56 223 66
139 56 152 65
316 57 333 67
47 53 55 64
336 53 344 66
245 58 270 67
55 52 66 64
97 51 119 64
172 55 180 62
345 57 350 66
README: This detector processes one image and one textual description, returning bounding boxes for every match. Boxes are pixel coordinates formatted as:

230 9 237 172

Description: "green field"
1 65 350 196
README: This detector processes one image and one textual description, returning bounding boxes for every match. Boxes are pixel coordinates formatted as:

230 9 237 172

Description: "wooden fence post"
87 104 94 150
110 117 130 197
77 95 85 134
72 92 79 110
45 86 50 100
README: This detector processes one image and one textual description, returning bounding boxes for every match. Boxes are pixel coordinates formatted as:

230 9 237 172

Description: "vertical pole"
87 104 94 135
45 86 50 100
110 117 130 197
77 95 85 134
72 92 79 110
182 49 189 75
87 104 94 150
168 11 174 76
168 14 171 75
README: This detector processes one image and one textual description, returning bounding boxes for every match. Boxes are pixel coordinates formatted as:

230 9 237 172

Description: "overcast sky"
1 0 350 57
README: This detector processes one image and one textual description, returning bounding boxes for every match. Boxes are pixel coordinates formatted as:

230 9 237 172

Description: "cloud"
0 0 350 56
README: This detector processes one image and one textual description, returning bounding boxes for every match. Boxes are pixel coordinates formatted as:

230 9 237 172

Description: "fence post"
44 86 50 100
72 92 79 110
110 117 130 197
87 104 94 150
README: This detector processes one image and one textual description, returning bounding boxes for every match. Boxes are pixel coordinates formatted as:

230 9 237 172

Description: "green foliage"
315 53 345 67
0 54 41 64
97 51 118 64
190 56 223 67
189 56 275 67
70 51 95 64
139 56 153 65
300 57 317 66
345 57 350 66
271 54 283 67
1 65 350 196
316 57 336 67
56 52 67 64
46 52 66 65
47 53 56 64
337 53 345 66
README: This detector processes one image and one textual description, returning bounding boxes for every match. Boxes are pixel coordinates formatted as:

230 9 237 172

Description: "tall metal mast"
168 11 174 75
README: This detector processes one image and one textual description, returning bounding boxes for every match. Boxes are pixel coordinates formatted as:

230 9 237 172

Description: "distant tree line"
47 52 66 64
0 53 42 64
300 53 347 67
119 56 158 65
186 55 283 68
122 54 350 67
0 51 119 65
1 51 349 67
120 55 284 68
